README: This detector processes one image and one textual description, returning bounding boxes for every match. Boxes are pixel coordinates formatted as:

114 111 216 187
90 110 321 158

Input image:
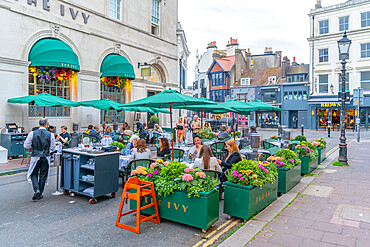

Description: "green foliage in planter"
149 115 160 125
131 160 218 198
225 159 278 187
110 141 126 151
294 135 307 142
314 138 327 149
295 141 318 161
268 148 301 169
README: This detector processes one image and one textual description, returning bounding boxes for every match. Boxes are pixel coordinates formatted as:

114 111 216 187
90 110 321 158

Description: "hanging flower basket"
29 66 76 81
100 77 129 88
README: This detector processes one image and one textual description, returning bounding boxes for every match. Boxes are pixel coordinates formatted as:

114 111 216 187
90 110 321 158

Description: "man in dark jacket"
24 118 55 201
87 125 102 141
135 119 147 139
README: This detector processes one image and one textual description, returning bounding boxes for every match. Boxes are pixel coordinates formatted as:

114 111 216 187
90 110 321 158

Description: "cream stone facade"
0 0 180 131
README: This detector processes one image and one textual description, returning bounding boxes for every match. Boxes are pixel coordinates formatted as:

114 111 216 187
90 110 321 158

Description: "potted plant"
270 135 278 140
294 135 307 142
149 115 159 129
268 149 301 194
295 141 319 174
313 138 327 163
223 159 278 220
110 141 126 154
129 160 219 231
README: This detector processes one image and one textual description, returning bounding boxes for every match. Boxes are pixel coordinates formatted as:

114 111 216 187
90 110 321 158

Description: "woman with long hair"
194 145 222 172
203 121 212 133
155 138 171 158
217 139 243 169
176 117 185 143
129 138 152 161
184 117 190 143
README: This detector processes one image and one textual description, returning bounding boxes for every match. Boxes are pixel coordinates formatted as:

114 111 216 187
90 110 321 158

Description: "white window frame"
108 0 122 21
339 16 349 32
319 48 329 63
151 0 160 35
319 20 329 35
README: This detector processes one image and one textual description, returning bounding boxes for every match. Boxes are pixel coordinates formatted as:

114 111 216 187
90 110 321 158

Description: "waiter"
24 118 55 201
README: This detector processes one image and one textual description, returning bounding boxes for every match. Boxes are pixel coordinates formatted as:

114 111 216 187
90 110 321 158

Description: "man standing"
292 115 298 129
135 119 147 140
24 119 55 201
190 115 201 144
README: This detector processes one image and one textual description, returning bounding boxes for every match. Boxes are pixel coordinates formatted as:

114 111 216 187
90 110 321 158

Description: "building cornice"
308 27 370 42
309 0 370 16
0 57 30 67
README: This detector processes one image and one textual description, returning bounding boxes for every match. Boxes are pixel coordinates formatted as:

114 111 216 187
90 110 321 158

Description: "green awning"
100 54 135 79
28 38 80 71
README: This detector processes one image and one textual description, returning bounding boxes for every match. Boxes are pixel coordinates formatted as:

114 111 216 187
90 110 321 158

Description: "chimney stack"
207 41 217 48
315 0 322 8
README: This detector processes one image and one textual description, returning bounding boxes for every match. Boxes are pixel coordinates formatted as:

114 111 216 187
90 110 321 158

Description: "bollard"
301 124 304 136
328 125 331 138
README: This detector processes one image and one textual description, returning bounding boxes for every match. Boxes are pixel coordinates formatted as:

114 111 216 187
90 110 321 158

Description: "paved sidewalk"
0 157 29 175
241 140 370 247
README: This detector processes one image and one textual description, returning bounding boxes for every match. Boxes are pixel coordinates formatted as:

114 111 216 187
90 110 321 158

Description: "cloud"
179 0 343 85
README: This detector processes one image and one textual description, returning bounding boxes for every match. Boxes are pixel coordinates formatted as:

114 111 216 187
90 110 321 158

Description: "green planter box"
299 154 319 174
223 180 278 220
277 165 301 194
318 147 326 163
130 189 219 230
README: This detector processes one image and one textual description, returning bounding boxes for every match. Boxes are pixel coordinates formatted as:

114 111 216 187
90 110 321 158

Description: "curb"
0 166 29 176
219 145 340 247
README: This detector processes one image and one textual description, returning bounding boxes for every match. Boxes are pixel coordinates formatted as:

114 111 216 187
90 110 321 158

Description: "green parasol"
79 98 124 111
8 93 79 117
247 100 282 111
122 90 215 160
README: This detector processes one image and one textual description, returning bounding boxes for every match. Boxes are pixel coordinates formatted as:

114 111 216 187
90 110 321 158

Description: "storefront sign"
320 103 342 108
27 0 90 24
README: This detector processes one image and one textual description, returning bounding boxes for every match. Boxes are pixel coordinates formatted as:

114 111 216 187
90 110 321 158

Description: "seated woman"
194 145 222 173
154 138 171 158
123 124 133 136
130 138 153 161
56 125 70 147
217 139 243 169
154 124 163 133
203 121 212 133
124 135 139 155
104 126 115 139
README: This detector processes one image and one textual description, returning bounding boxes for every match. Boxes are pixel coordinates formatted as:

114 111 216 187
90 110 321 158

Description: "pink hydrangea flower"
289 159 295 163
182 174 194 182
240 177 244 181
184 168 194 173
195 172 206 178
147 173 153 178
163 161 170 166
150 163 157 169
153 169 159 175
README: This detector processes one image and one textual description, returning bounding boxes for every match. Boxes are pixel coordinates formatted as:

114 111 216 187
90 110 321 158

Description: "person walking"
190 115 201 144
184 117 190 143
292 115 298 129
24 118 56 201
176 117 185 143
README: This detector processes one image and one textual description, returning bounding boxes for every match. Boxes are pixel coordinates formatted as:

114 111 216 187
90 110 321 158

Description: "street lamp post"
337 31 352 164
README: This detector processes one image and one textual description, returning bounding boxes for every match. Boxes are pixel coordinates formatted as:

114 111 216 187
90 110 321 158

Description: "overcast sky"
178 0 344 85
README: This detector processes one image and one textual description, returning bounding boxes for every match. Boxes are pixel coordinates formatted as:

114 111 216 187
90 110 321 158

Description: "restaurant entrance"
317 108 355 130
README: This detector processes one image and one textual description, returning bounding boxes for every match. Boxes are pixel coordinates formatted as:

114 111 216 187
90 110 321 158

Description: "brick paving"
247 140 370 247
0 157 28 173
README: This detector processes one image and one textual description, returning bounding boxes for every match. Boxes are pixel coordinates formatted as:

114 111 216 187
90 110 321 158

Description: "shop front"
308 98 355 130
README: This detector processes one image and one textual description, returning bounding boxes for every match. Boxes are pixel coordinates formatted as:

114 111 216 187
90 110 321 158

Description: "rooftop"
215 55 235 72
309 0 370 15
287 64 309 75
240 67 285 86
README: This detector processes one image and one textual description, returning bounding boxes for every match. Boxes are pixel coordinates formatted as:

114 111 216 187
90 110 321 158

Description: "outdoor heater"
282 129 291 149
247 133 262 160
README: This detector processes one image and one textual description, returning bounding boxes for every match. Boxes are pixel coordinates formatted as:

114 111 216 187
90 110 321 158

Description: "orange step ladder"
116 177 160 234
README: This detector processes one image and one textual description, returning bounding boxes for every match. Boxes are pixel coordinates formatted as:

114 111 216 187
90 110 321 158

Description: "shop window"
303 91 308 100
283 92 288 101
361 71 370 91
293 92 298 100
361 11 370 28
151 0 160 35
361 43 370 58
319 20 329 34
288 92 293 100
339 16 349 31
28 67 74 117
319 74 329 93
338 73 349 92
109 0 121 20
287 76 292 83
319 48 329 63
360 109 366 124
298 92 303 100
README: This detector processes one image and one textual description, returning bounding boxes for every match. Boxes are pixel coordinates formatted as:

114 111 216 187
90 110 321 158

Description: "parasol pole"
200 109 203 139
169 103 174 161
133 111 136 132
43 107 45 118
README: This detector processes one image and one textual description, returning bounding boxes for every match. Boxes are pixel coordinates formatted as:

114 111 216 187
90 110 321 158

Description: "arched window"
28 38 79 117
100 54 135 124
146 65 164 83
